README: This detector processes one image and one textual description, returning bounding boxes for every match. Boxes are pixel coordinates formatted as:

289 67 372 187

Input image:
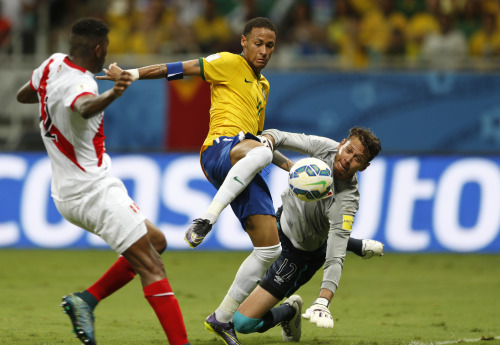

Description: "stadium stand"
1 0 500 151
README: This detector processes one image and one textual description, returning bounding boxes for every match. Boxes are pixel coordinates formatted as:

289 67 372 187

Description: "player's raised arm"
75 71 133 119
97 59 201 81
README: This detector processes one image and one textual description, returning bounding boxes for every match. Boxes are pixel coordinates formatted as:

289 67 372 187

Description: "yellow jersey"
199 52 270 153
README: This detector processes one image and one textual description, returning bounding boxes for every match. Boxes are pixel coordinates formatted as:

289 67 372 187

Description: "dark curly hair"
243 17 277 37
69 17 109 58
347 127 382 162
71 17 109 37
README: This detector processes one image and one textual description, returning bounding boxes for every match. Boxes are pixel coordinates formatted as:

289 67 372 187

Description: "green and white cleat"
61 294 96 345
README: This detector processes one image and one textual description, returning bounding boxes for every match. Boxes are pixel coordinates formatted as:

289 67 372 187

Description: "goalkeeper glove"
303 297 334 328
362 239 384 259
257 135 274 151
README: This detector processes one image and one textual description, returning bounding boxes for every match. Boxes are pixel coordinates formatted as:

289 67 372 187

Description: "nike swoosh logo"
234 176 244 186
307 181 327 187
244 78 252 83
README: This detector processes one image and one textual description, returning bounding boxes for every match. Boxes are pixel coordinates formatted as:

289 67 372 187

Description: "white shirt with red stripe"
30 53 110 201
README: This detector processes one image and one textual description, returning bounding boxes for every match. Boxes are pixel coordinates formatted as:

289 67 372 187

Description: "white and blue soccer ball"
288 157 333 202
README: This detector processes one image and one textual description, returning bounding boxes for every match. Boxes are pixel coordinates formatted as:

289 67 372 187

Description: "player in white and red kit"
16 17 190 345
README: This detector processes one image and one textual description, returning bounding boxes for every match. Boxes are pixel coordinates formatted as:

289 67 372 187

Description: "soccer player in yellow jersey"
100 17 280 345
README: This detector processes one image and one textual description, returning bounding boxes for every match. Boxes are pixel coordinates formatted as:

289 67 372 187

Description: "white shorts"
54 176 147 254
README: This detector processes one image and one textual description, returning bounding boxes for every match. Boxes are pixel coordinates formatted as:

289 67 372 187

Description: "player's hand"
257 135 274 151
309 303 334 328
362 239 384 259
97 62 123 81
112 71 133 97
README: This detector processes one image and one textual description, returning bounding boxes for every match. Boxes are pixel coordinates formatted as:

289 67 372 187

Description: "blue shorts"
260 210 326 300
201 132 275 229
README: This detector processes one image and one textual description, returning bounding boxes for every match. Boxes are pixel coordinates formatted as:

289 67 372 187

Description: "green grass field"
1 250 499 345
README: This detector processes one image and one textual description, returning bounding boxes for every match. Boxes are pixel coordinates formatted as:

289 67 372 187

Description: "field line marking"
409 335 500 345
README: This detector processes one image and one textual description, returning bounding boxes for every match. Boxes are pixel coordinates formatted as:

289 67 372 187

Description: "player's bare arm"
318 288 334 301
97 59 201 81
16 82 39 104
182 59 201 77
272 150 295 172
75 71 133 119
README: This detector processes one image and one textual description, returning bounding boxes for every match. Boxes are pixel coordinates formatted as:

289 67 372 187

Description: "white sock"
203 146 272 224
215 243 282 323
214 296 239 323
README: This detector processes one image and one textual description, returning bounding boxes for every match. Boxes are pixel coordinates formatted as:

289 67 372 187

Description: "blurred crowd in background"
2 0 500 70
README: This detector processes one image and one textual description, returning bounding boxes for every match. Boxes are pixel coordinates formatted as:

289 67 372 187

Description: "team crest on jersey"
75 84 86 92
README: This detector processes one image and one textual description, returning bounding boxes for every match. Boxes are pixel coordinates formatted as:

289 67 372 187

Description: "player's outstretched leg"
61 294 96 345
185 144 273 248
184 218 213 248
281 295 303 342
205 312 242 345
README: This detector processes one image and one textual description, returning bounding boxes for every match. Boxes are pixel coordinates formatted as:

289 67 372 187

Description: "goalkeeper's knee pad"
233 311 263 334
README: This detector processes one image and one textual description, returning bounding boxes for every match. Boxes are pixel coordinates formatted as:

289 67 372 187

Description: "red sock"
144 279 189 345
87 256 136 301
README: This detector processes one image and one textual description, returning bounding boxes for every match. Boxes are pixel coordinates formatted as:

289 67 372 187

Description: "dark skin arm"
74 71 133 119
17 82 39 104
16 72 134 119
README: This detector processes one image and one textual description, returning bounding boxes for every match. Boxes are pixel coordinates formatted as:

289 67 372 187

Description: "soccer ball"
288 157 333 202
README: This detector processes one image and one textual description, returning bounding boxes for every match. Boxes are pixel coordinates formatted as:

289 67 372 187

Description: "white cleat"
281 295 303 342
361 239 384 259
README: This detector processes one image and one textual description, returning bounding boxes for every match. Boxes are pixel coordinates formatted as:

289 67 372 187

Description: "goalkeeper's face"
241 27 276 74
333 136 370 180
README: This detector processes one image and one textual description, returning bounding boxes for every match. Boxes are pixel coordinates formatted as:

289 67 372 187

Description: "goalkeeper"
232 127 383 342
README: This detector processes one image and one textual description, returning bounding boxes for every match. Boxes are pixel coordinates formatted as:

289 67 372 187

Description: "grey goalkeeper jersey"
262 129 360 295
